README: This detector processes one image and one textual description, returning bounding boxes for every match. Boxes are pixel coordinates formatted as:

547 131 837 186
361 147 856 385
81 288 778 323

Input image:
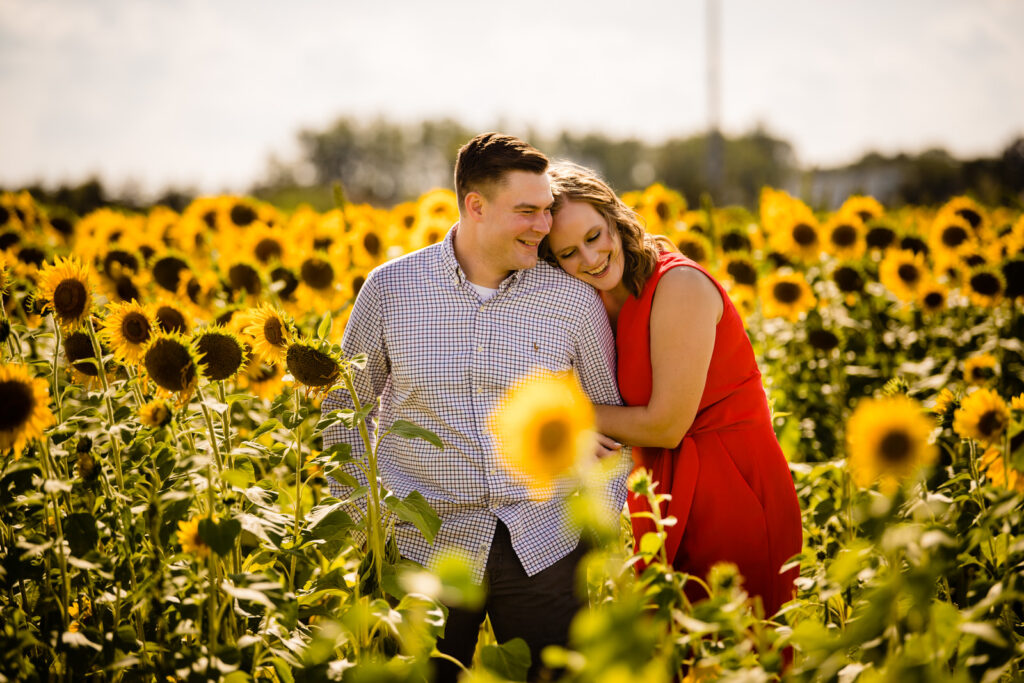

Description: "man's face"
475 170 554 274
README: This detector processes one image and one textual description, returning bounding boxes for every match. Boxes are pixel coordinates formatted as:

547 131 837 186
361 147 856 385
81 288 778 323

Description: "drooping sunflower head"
150 253 192 293
226 260 263 298
846 395 938 494
193 326 248 382
953 388 1010 446
36 256 94 331
962 354 998 387
239 304 292 363
758 270 817 322
139 398 174 428
285 339 341 392
100 300 153 365
0 363 55 458
143 332 199 397
153 300 193 335
492 371 596 495
64 329 103 382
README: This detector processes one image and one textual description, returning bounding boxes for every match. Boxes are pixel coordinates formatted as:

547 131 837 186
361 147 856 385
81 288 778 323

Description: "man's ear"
464 190 486 221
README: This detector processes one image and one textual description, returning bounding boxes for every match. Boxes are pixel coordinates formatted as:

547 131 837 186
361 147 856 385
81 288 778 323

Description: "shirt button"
476 345 484 353
476 387 483 394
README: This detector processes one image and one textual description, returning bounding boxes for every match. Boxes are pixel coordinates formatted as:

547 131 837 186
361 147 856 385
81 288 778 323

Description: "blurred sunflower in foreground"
0 363 55 458
846 395 938 494
492 371 596 495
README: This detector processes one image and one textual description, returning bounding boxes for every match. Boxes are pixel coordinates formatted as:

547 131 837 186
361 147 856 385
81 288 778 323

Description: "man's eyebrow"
512 201 553 210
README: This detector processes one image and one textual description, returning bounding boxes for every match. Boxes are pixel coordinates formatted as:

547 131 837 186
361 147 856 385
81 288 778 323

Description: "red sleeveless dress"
618 251 802 616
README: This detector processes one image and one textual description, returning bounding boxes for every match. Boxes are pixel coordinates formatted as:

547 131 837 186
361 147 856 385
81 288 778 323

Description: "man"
323 133 629 680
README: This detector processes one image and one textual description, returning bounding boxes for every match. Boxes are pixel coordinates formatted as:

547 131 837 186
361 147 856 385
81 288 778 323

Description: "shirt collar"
440 223 531 293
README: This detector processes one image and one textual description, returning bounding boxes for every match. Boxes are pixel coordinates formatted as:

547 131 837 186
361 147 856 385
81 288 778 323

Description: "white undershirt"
468 282 498 302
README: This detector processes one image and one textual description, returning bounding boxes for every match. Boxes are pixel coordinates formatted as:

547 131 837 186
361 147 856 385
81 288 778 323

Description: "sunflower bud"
76 451 97 481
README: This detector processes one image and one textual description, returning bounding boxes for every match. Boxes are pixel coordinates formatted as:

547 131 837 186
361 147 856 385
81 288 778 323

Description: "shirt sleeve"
323 267 390 506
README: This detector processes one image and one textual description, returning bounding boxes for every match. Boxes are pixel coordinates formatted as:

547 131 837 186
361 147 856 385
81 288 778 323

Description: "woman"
543 162 802 616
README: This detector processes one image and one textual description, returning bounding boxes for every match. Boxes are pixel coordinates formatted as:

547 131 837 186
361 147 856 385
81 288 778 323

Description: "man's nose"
534 211 552 235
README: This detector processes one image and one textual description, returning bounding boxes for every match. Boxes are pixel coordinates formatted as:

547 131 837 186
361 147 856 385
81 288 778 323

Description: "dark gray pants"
433 521 587 682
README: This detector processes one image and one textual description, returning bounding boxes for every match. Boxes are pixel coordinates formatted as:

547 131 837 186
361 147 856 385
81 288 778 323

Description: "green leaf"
282 409 308 430
199 517 242 556
305 502 354 543
383 490 442 545
223 464 256 489
316 409 355 431
249 419 279 441
479 637 531 681
320 442 353 465
271 658 295 683
317 312 333 341
388 420 443 449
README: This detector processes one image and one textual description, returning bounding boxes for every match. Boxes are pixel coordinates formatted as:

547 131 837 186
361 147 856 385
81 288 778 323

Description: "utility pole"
706 0 724 202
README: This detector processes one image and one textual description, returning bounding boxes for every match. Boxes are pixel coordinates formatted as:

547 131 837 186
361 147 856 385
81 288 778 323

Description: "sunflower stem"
342 368 384 596
217 381 233 464
37 439 71 634
195 383 225 478
289 387 303 595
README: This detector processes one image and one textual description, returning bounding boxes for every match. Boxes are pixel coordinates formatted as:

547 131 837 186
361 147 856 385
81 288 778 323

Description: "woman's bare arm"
595 266 722 448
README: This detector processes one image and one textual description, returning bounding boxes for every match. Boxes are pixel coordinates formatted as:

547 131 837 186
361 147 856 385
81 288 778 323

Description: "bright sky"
1 0 1022 196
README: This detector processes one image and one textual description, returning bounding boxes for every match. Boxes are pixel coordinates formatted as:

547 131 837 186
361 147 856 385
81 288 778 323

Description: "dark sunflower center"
0 232 19 250
808 329 839 352
252 362 279 382
270 266 299 301
1002 260 1024 298
833 266 864 293
228 264 261 295
313 237 334 251
857 210 874 223
114 276 141 303
772 281 802 304
726 261 757 286
50 217 73 237
353 275 366 297
792 224 818 247
0 207 9 227
17 247 45 267
721 232 751 253
402 215 415 229
155 306 187 334
0 379 35 430
969 272 1001 296
878 430 912 465
655 201 670 221
264 317 285 347
254 238 283 263
900 236 928 256
941 226 968 248
152 256 188 292
363 233 382 257
897 264 921 285
186 277 202 304
286 344 339 387
103 250 139 275
53 279 88 320
538 419 570 458
301 258 335 290
65 331 99 377
426 230 442 244
144 338 196 392
956 208 981 229
197 333 244 381
830 225 858 247
964 254 987 268
977 410 1006 438
866 226 896 249
202 210 217 229
923 292 944 309
678 241 707 263
121 312 150 345
230 204 257 227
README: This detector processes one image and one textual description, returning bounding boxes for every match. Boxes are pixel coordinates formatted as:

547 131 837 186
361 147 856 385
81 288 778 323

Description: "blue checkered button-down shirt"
323 226 630 582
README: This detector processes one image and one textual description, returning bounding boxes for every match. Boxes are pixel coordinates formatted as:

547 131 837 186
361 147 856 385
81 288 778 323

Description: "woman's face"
548 199 625 291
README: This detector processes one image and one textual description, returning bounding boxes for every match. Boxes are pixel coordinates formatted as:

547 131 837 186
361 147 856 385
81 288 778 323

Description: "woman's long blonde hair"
543 161 674 298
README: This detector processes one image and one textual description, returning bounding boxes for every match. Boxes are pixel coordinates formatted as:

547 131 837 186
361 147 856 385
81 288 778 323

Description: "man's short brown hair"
454 133 548 208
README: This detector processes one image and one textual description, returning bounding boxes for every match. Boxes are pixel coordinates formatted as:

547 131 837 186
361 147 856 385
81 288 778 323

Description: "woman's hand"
593 432 623 459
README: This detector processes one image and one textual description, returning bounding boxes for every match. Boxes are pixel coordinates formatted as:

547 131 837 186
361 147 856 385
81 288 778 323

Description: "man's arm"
323 267 390 503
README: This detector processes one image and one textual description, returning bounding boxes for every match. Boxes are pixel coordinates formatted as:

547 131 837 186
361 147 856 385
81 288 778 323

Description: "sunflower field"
1 183 1023 682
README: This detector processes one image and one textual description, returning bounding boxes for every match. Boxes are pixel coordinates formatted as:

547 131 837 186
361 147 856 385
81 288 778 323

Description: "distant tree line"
7 118 1023 214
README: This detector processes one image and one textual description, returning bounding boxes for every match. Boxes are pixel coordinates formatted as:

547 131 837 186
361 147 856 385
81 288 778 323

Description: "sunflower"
298 255 337 293
150 253 192 294
917 280 948 315
931 388 959 429
769 212 822 262
246 224 287 266
963 265 1005 308
672 230 712 266
822 214 866 261
831 265 865 296
416 188 459 227
177 515 211 558
864 221 898 252
929 214 976 259
838 195 884 225
962 354 997 387
193 326 247 382
0 363 55 458
349 225 386 269
953 389 1010 446
139 398 174 428
879 249 927 302
64 329 103 384
143 332 199 398
100 301 154 365
979 446 1024 492
1013 394 1024 412
152 300 193 335
846 395 938 493
268 265 300 303
225 259 263 299
36 257 94 331
939 196 989 239
721 255 758 288
239 304 292 363
491 371 596 494
759 271 816 322
285 339 340 392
